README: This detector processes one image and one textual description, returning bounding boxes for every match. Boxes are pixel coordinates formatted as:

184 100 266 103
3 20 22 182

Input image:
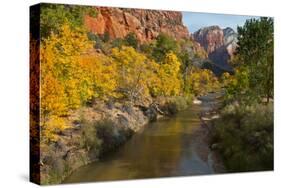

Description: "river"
63 93 224 183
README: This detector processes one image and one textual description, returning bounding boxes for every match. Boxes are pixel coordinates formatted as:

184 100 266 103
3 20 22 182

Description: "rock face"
193 26 238 75
192 26 224 54
40 96 181 184
85 7 189 42
223 27 238 57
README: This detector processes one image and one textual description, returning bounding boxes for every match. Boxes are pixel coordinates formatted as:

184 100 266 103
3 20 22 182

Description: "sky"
182 12 260 33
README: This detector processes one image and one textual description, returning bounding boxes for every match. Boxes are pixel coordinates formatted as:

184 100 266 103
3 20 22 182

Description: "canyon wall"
193 26 238 75
85 7 190 43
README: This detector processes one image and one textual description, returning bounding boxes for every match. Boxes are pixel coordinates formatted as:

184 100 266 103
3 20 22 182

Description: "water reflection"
63 104 215 183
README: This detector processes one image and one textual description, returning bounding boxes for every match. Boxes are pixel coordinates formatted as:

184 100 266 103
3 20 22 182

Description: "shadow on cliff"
207 46 234 76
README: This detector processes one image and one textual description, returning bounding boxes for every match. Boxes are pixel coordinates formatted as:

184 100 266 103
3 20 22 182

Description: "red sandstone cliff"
85 7 190 43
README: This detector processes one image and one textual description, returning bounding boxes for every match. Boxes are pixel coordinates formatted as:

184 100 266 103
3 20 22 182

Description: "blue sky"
182 12 260 33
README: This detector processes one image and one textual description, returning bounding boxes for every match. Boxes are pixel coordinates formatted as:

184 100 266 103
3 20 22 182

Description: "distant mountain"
192 26 238 76
223 27 238 57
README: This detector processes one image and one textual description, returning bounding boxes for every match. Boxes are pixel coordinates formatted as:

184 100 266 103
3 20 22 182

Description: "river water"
63 94 223 183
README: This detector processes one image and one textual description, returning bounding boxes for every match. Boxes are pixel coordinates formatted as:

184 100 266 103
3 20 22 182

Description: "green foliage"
165 96 192 115
111 38 125 49
211 102 273 171
87 32 103 49
101 32 111 43
95 119 133 155
80 118 102 153
152 33 179 62
111 33 139 49
221 67 250 102
211 17 274 174
124 32 139 49
88 32 139 54
178 51 190 73
235 17 274 101
140 43 154 56
40 4 97 39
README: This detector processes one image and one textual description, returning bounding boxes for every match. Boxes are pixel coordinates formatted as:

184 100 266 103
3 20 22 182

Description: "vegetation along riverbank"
206 18 274 172
30 4 273 185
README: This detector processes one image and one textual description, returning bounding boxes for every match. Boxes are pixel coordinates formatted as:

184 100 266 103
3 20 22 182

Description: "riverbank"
40 96 192 184
196 91 273 172
63 94 224 184
208 101 273 172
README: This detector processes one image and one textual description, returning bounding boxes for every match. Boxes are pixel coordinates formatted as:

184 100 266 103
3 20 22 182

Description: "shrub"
152 33 178 62
164 96 191 115
80 117 133 157
124 32 139 49
111 38 125 49
140 43 154 57
211 102 273 171
95 119 133 155
80 119 102 154
87 32 103 49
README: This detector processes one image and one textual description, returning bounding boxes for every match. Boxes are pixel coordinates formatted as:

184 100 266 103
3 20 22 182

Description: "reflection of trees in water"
128 120 183 177
121 107 201 178
64 105 211 182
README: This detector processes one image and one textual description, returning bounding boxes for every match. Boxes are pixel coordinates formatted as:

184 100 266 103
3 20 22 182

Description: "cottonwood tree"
236 17 273 102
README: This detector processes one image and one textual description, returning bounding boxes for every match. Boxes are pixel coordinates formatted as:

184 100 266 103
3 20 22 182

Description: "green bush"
140 43 154 56
80 119 102 154
211 102 273 171
124 32 138 49
95 119 133 155
111 38 125 49
40 4 97 39
165 96 191 115
79 117 133 157
87 32 103 50
110 33 139 49
152 33 178 62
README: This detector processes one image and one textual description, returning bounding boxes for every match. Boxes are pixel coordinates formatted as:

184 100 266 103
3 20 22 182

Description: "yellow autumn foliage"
41 115 69 142
78 54 117 100
40 23 92 112
111 46 154 101
41 73 67 115
40 23 117 142
38 23 221 143
221 67 249 100
150 52 182 96
186 67 220 96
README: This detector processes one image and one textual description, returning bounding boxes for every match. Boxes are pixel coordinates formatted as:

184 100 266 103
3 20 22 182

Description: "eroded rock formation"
85 7 190 43
193 26 238 75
